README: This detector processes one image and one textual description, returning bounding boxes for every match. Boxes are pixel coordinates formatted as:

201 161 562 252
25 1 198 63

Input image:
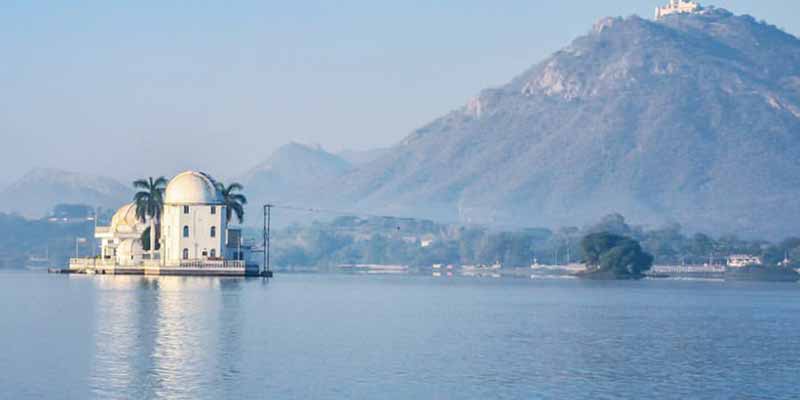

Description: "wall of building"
162 204 227 264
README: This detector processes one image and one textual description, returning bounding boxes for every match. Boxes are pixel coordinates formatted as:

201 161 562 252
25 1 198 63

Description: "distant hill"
0 168 132 218
337 147 393 165
328 8 800 239
239 143 352 209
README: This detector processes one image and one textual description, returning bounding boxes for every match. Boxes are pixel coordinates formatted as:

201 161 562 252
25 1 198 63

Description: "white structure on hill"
655 0 702 20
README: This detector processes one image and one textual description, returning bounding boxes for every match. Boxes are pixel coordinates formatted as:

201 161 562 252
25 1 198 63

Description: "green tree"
216 182 248 224
581 232 653 278
133 176 167 259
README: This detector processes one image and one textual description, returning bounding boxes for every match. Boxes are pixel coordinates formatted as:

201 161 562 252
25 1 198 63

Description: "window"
183 205 189 214
210 249 216 258
210 226 216 238
202 250 208 257
183 226 189 237
211 206 216 215
182 248 189 260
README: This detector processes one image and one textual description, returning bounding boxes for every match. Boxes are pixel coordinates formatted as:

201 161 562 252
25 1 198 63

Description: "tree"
216 182 247 224
587 213 632 237
581 232 653 278
133 176 167 259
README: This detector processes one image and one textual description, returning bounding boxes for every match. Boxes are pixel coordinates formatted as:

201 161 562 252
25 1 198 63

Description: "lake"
1 271 799 399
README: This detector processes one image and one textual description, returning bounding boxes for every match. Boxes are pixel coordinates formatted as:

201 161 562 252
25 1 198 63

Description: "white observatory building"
71 170 258 276
161 171 228 264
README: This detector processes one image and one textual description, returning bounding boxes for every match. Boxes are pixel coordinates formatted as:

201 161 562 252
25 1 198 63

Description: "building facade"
161 171 228 264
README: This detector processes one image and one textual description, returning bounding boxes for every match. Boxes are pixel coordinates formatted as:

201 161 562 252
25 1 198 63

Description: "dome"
110 203 144 233
164 171 224 205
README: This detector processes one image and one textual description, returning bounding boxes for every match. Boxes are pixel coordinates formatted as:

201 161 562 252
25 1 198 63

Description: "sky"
1 0 798 184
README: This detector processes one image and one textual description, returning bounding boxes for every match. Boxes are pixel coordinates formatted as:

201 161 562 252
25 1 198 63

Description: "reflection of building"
71 170 259 276
655 0 702 20
727 255 763 268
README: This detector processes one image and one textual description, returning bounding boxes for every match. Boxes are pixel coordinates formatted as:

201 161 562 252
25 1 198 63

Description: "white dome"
164 171 223 205
110 203 145 233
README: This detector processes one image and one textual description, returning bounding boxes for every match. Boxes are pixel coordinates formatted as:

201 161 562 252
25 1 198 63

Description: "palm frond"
133 179 150 189
230 193 248 205
133 192 150 202
230 202 245 224
227 182 244 192
134 197 148 222
153 176 168 188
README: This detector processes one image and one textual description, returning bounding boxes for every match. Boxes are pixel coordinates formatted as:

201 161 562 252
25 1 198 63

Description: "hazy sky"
1 0 798 184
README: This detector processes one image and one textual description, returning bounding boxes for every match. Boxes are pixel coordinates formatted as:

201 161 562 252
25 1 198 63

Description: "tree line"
268 213 800 270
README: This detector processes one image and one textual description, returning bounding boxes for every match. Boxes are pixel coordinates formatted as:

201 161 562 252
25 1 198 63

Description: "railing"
70 257 250 270
69 258 116 269
170 260 246 269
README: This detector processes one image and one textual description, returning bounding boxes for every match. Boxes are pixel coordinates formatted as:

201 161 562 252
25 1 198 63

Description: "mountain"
337 147 393 165
0 168 132 218
331 8 800 239
240 143 352 207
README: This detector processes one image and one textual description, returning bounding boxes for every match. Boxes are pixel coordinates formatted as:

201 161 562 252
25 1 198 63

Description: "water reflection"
218 279 244 396
87 276 248 400
90 277 142 398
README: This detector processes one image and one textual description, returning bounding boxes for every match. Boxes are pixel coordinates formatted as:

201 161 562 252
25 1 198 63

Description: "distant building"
48 203 95 224
655 0 702 20
727 255 763 268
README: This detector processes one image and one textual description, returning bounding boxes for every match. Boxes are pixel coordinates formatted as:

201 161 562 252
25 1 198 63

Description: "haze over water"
2 272 799 399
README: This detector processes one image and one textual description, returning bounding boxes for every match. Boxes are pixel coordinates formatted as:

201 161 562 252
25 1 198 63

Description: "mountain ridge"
239 142 352 210
0 168 132 218
323 8 800 239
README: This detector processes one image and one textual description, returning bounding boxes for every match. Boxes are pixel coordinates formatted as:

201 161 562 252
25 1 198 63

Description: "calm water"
1 272 799 399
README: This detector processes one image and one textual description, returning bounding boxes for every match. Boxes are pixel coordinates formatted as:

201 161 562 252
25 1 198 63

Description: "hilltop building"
655 0 702 20
71 170 258 276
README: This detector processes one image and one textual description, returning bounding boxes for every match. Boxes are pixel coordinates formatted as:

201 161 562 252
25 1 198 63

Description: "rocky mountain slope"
0 168 132 218
332 8 800 238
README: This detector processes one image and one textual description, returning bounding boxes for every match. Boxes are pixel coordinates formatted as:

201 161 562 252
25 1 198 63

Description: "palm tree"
216 182 247 224
133 176 167 260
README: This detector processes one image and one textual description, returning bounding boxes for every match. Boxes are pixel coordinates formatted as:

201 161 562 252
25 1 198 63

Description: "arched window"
210 249 216 258
210 226 216 238
182 248 189 260
183 226 189 237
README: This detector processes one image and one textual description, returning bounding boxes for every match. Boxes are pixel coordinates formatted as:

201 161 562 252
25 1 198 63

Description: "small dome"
164 171 223 205
110 203 144 233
